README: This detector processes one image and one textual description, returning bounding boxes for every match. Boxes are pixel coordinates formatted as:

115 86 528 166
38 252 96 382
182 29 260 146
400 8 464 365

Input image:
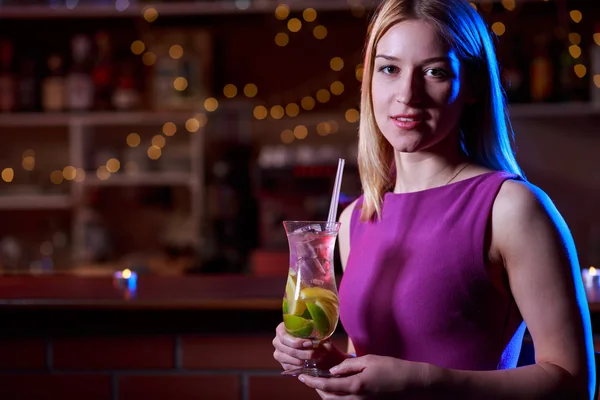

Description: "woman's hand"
272 322 349 371
299 354 431 399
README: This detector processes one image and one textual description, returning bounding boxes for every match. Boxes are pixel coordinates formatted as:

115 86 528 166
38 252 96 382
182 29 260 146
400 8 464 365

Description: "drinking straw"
327 158 345 229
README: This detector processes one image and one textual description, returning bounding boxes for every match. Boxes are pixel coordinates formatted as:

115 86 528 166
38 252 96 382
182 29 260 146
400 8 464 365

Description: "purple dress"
339 171 526 370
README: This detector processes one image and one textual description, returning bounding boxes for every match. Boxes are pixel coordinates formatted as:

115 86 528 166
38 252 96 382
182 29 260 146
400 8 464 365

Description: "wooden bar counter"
0 274 598 400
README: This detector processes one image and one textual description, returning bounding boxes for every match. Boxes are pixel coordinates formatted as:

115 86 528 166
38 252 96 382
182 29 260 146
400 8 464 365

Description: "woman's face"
371 19 471 154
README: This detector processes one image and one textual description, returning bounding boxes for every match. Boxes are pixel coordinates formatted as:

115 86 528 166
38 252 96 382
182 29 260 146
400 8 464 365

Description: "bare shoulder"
493 179 559 225
491 178 572 271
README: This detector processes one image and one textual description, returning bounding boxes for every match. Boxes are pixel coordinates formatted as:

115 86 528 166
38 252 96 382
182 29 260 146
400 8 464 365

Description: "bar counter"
0 274 598 400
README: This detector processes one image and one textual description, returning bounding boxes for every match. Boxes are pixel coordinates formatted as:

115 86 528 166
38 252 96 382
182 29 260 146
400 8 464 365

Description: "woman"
272 0 595 398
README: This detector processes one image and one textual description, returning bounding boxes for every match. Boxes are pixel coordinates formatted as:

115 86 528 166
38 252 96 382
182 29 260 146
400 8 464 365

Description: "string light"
106 159 120 173
285 103 300 117
316 89 331 103
186 118 200 132
574 64 587 78
330 81 345 95
350 4 365 17
147 146 162 160
50 170 64 184
223 84 238 98
1 168 14 183
270 105 285 119
204 97 219 112
356 64 364 82
330 57 344 71
22 156 34 171
303 8 317 22
244 84 258 98
173 77 188 91
313 25 328 40
491 22 506 36
195 113 208 128
275 33 289 47
345 109 360 123
169 45 184 59
162 123 176 136
142 52 156 66
593 75 600 89
569 45 582 59
288 18 302 33
501 0 515 11
63 166 77 180
568 33 581 45
301 96 316 111
317 122 331 136
281 129 295 144
96 166 110 180
469 2 477 10
275 4 290 20
254 105 268 120
130 40 145 55
293 125 308 139
151 135 166 149
143 6 158 22
569 10 582 23
594 34 600 46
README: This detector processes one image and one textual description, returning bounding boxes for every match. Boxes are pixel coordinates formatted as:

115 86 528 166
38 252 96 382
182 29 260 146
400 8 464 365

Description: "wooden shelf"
81 172 196 187
0 103 596 128
509 102 600 118
0 194 71 210
0 0 375 19
0 111 203 127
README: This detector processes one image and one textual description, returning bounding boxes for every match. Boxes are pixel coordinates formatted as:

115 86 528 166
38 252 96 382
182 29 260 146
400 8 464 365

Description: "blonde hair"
358 0 523 221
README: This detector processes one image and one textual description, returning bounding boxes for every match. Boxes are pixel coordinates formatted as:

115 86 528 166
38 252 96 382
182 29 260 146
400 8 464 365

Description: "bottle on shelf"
529 34 554 103
0 39 16 113
41 54 66 112
112 58 141 111
92 31 114 111
17 56 39 112
66 34 94 112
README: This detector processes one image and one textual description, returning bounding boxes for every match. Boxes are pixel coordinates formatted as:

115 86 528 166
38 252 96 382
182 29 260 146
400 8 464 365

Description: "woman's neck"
392 150 468 194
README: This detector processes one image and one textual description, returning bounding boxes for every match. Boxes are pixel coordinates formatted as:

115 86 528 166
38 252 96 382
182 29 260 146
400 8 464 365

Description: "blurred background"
0 0 598 277
0 1 599 399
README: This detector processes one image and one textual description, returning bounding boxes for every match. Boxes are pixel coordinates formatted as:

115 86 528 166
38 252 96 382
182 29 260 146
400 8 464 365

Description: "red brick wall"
0 334 348 400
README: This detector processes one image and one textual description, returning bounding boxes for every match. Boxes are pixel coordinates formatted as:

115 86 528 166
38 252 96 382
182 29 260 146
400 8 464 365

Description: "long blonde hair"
358 0 523 221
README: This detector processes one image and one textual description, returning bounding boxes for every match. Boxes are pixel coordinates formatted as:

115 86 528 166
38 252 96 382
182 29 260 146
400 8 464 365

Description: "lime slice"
283 314 314 338
286 275 307 316
306 300 337 337
300 287 339 304
282 298 288 314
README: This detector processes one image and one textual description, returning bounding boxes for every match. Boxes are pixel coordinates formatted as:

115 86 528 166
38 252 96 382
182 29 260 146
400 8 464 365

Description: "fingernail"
302 341 313 348
329 366 339 374
298 375 305 383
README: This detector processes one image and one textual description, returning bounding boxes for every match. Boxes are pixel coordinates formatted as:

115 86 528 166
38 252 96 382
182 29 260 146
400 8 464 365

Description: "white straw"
327 158 345 228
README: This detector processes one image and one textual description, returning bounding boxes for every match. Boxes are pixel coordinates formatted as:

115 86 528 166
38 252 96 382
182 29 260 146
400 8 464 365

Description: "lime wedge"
282 298 288 314
286 275 306 316
306 301 338 338
300 287 339 303
283 314 314 338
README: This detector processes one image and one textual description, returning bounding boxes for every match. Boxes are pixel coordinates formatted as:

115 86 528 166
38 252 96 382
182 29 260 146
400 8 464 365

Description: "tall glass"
281 221 341 377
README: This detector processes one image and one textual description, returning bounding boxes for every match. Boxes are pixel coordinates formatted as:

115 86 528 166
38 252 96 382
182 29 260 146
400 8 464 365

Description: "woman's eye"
425 68 448 78
379 65 398 75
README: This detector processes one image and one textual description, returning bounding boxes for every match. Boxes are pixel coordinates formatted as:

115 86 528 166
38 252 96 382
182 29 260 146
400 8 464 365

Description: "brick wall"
0 334 348 400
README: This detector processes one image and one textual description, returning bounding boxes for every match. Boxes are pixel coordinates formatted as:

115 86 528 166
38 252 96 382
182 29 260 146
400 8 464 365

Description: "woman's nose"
395 70 423 105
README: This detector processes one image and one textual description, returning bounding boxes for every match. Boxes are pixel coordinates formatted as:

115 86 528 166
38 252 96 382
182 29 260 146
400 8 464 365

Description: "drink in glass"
281 221 341 377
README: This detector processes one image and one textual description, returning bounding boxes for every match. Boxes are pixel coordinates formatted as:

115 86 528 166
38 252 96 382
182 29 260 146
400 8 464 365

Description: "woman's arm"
428 180 595 399
339 199 358 357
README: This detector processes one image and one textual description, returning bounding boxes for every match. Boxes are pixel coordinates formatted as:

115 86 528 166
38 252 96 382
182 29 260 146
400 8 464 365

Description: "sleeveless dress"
338 171 526 370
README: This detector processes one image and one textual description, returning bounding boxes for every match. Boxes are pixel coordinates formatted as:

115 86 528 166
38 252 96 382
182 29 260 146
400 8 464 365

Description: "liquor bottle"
41 54 66 112
529 35 553 103
112 58 140 111
66 34 94 111
17 56 38 112
0 39 15 113
92 31 114 110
